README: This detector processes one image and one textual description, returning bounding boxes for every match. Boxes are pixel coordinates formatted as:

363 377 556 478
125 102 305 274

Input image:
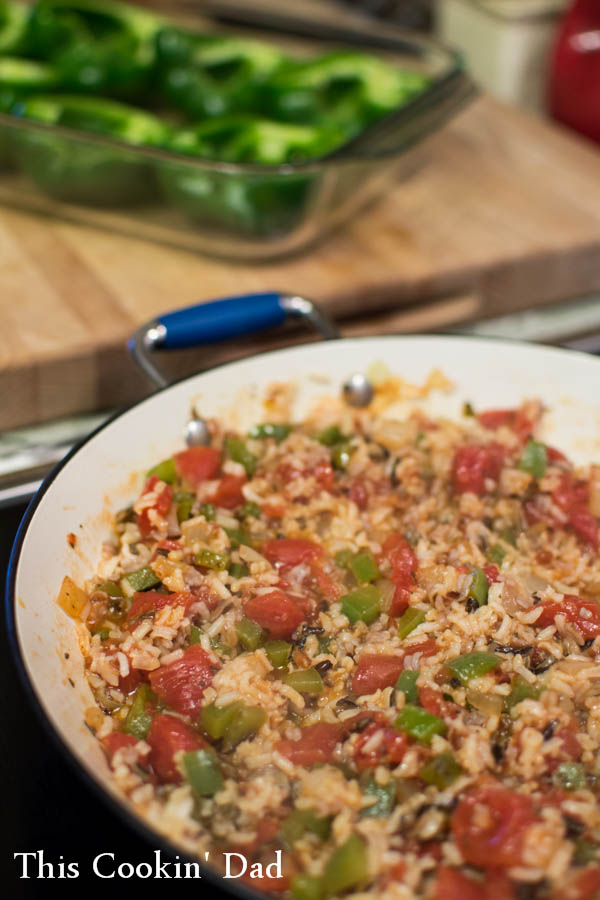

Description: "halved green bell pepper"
27 0 163 99
156 31 285 120
262 50 430 131
0 0 29 55
157 116 347 238
14 94 168 205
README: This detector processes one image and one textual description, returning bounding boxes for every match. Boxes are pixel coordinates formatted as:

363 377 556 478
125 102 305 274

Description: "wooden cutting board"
3 94 600 431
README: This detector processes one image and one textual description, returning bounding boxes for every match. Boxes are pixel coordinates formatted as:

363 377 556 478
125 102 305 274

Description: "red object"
146 714 205 783
554 473 598 548
419 686 459 719
118 666 143 696
436 868 516 900
174 446 221 487
353 720 408 770
555 867 600 900
379 534 418 616
148 644 218 717
243 589 305 639
477 406 535 443
208 474 247 509
352 653 406 696
275 722 344 766
314 459 335 492
262 538 323 568
102 731 138 762
127 590 195 625
484 564 501 584
349 478 369 510
451 781 536 869
534 594 600 640
137 475 173 537
550 0 600 145
452 444 505 496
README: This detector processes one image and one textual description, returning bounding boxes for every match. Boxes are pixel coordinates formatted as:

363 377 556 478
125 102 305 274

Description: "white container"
436 0 568 111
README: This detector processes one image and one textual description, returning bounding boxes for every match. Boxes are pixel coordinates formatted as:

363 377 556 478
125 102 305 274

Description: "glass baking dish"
0 16 473 261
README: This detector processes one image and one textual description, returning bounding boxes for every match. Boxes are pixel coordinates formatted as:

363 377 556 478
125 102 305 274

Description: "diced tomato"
534 595 600 640
484 564 501 584
551 473 599 549
137 475 173 537
386 861 406 883
556 867 600 900
477 410 517 431
148 644 218 718
155 539 183 553
452 443 505 496
146 713 205 784
314 459 335 493
262 538 323 569
275 722 344 766
354 720 409 770
174 446 221 487
556 725 583 761
102 731 138 762
419 686 459 719
451 781 537 868
349 478 369 510
436 867 483 900
244 589 305 639
379 534 418 616
118 666 143 696
403 638 438 660
546 446 568 464
352 653 405 696
570 508 599 548
208 473 247 509
262 503 286 519
127 590 195 626
436 868 516 900
477 404 537 444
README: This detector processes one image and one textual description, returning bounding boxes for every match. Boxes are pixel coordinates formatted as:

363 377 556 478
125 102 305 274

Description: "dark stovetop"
2 504 224 898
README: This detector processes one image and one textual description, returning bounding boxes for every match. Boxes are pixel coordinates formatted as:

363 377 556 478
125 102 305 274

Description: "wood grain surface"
3 95 600 429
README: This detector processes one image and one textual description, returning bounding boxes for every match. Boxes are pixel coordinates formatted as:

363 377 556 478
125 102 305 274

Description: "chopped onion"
466 688 504 717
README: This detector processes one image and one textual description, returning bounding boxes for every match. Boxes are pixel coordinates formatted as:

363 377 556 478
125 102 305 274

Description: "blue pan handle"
128 292 340 388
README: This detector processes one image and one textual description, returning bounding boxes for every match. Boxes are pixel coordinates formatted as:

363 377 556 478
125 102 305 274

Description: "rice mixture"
60 399 600 900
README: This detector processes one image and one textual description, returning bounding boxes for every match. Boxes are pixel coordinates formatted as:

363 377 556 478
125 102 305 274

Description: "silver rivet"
342 372 374 408
185 416 211 447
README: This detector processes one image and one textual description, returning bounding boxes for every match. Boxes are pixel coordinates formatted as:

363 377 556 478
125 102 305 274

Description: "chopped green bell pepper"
224 435 256 478
361 777 395 818
468 568 489 608
175 490 195 523
282 668 323 694
519 440 547 479
0 57 59 114
201 702 239 740
397 607 426 640
201 701 266 747
505 674 542 713
291 874 324 900
322 834 369 896
553 762 586 791
395 669 419 704
123 683 155 740
395 704 446 744
14 94 168 205
419 752 462 789
446 651 500 685
264 639 291 668
341 585 381 625
182 748 223 796
189 624 203 645
97 579 123 600
330 440 354 471
487 543 506 566
281 808 331 845
236 616 264 651
239 501 260 519
199 502 216 521
350 549 380 584
335 548 354 570
147 457 176 484
317 425 345 446
249 423 292 443
124 566 160 592
228 560 249 579
195 549 229 570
